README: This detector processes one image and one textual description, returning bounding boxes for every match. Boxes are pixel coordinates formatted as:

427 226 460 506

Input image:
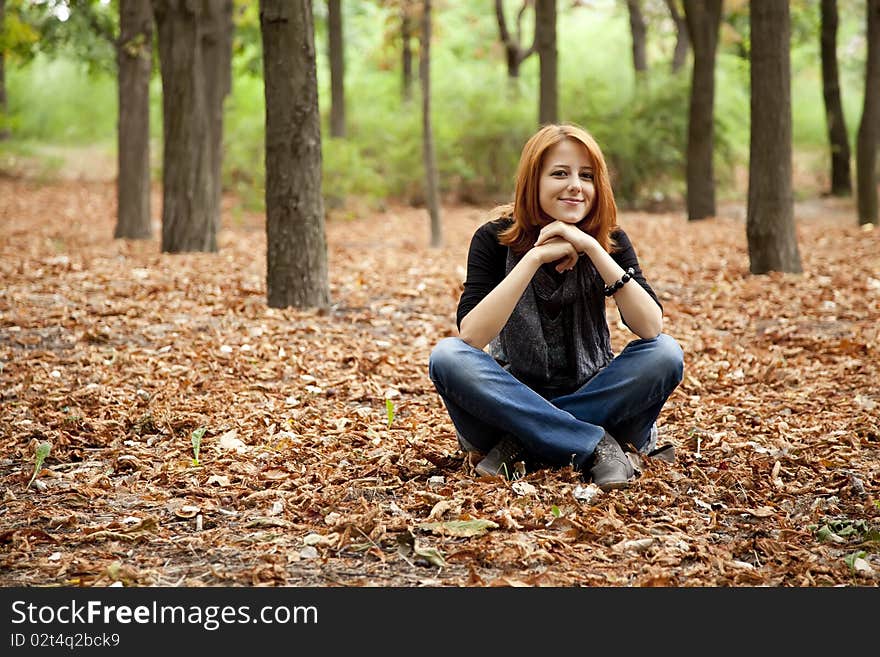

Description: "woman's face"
538 139 595 225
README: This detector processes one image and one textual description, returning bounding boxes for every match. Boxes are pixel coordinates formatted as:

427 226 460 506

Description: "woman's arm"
535 222 663 339
459 238 579 349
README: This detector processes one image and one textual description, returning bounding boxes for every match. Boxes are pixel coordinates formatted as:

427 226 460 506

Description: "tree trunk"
153 0 219 253
821 0 852 197
420 0 441 248
683 0 721 221
115 0 153 240
664 0 689 73
201 0 233 244
535 0 557 125
857 0 880 225
747 0 802 274
0 0 8 140
260 0 329 308
495 0 535 80
401 1 413 103
328 0 345 137
626 0 648 79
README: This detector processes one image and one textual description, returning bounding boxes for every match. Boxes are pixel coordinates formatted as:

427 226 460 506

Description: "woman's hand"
529 236 579 272
534 220 598 256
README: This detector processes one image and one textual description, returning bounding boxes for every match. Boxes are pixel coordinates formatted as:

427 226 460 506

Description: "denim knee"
428 337 467 384
649 333 684 386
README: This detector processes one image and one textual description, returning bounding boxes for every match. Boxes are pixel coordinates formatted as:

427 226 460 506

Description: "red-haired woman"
429 124 683 490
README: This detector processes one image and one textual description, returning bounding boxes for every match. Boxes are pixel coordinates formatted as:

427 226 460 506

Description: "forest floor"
1 175 878 587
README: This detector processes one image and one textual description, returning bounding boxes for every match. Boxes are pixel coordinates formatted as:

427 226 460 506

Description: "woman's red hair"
496 123 618 255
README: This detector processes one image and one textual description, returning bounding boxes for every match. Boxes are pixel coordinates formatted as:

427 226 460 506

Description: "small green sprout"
385 399 395 428
191 427 206 466
27 441 51 490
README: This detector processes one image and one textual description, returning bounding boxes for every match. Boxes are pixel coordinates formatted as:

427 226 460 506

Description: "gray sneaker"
589 432 635 491
475 436 525 479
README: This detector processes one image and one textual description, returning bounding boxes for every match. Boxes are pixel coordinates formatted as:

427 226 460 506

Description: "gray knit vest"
488 248 614 397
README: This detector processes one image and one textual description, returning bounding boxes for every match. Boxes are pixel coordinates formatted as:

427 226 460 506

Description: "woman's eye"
581 172 594 180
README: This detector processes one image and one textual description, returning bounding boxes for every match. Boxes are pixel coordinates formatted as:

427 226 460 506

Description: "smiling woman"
428 123 684 491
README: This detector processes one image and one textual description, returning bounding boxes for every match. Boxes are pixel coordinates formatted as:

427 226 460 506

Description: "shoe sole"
474 464 506 478
596 479 632 492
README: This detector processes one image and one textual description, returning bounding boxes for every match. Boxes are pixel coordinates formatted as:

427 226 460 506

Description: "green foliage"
191 427 206 466
1 0 42 60
385 399 395 429
844 550 868 571
2 1 873 210
26 441 52 490
6 55 117 143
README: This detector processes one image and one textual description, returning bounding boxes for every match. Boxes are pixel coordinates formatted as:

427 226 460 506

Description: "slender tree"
401 0 414 102
683 0 721 221
260 0 329 308
115 0 153 240
0 0 8 140
420 0 441 248
664 0 689 73
857 0 880 225
625 0 648 80
535 0 557 125
747 0 802 274
202 0 233 239
495 0 535 80
328 0 345 137
821 0 851 197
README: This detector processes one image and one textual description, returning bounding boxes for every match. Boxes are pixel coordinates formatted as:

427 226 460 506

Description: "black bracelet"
604 267 635 297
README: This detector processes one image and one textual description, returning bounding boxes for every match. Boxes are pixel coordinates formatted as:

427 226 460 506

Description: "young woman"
429 123 683 490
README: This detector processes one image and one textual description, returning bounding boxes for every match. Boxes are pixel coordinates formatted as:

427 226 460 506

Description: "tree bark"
0 0 9 140
421 0 441 248
747 0 802 274
153 0 220 253
857 0 880 225
260 0 329 308
821 0 852 197
626 0 648 79
683 0 721 221
664 0 689 73
535 0 557 125
401 1 413 103
495 0 535 80
201 0 233 245
328 0 345 137
115 0 153 240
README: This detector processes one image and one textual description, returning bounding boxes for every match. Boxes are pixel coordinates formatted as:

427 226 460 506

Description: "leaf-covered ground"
1 177 878 587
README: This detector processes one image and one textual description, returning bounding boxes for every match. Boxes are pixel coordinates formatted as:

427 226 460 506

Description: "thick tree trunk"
821 0 852 197
0 0 8 140
664 0 689 73
153 0 219 253
421 0 441 248
495 0 535 80
857 0 880 225
683 0 721 221
626 0 648 78
535 0 557 125
328 0 345 137
115 0 153 240
260 0 329 308
747 0 802 274
401 1 413 102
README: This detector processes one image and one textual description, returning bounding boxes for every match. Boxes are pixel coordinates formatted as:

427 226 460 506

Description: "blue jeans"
428 334 684 471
